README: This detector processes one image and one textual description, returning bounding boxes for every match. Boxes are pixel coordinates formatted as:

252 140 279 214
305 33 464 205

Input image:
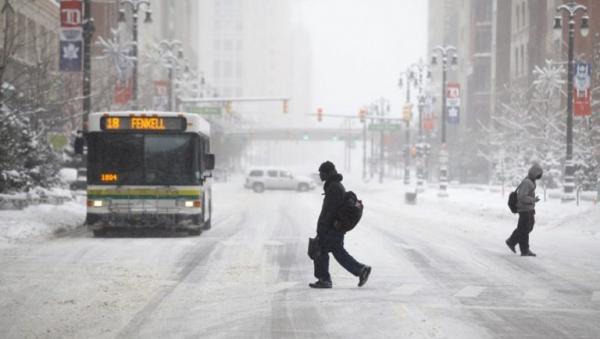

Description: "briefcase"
308 236 321 260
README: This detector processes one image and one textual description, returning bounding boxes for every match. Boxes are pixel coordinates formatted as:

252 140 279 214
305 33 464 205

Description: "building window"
522 2 526 27
223 60 232 78
475 26 492 53
213 60 220 78
236 61 242 78
224 40 232 51
515 47 519 77
516 3 520 30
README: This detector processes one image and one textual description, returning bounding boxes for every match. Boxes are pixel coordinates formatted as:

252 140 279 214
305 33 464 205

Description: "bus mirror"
74 136 84 155
205 154 215 171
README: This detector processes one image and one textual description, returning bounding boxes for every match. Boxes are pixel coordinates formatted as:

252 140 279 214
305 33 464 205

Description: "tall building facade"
195 0 311 126
428 0 600 183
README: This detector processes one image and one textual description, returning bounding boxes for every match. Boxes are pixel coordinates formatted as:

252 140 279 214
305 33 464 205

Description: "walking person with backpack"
506 164 543 257
309 161 371 289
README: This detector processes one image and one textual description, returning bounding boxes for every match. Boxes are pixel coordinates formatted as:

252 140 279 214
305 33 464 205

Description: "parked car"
69 168 87 190
244 167 316 193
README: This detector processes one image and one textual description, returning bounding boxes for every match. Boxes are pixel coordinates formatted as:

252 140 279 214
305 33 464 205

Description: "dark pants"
314 231 364 282
508 211 535 254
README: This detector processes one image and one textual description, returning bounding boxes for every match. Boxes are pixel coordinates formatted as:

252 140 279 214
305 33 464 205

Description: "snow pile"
0 198 85 241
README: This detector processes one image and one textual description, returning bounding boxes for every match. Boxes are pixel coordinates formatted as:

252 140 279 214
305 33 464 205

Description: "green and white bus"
83 111 215 236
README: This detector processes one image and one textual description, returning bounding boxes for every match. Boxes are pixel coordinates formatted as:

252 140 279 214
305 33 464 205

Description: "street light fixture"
554 1 588 201
405 60 431 192
398 68 417 186
118 0 152 109
430 45 457 197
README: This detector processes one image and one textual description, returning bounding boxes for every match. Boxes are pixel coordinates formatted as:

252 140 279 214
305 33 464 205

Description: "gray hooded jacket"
516 164 543 212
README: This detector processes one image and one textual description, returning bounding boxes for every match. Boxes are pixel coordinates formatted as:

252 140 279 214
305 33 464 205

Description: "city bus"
81 111 215 236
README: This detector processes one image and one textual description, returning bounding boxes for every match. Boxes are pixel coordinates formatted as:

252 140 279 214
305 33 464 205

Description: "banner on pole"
114 79 133 105
59 0 83 72
422 96 434 131
60 0 82 27
573 61 592 117
153 81 169 110
446 82 460 124
59 40 83 72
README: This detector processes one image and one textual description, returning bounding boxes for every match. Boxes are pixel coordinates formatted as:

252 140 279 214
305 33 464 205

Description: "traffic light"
359 108 366 123
283 99 288 114
402 104 412 122
317 107 323 122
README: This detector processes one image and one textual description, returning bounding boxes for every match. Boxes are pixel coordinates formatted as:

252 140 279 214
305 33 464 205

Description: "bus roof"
87 111 211 136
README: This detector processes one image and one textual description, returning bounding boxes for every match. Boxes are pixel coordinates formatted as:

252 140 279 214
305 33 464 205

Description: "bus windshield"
87 133 197 185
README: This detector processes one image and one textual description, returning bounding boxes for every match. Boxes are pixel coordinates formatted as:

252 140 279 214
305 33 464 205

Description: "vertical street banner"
153 81 169 110
422 96 435 131
573 61 592 117
446 82 460 124
114 79 133 106
59 0 83 72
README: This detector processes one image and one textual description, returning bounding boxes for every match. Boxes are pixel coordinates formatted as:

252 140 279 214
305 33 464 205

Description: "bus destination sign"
100 116 186 131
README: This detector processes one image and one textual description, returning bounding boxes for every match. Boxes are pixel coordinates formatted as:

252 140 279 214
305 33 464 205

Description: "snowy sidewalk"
0 199 85 242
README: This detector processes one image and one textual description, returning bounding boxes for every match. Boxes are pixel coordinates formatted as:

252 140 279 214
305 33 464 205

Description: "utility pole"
82 0 94 130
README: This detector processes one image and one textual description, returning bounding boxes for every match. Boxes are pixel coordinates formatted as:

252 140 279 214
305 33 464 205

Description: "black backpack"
507 182 522 214
334 191 363 232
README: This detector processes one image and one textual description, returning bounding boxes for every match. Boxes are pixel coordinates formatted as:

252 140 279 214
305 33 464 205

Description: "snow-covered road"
1 178 599 338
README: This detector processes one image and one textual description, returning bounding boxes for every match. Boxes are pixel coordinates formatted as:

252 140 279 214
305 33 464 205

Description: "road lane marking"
394 284 423 296
524 288 550 300
455 286 486 298
592 291 600 301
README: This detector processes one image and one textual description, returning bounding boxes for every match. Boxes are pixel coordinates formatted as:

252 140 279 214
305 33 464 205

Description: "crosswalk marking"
524 288 550 300
455 286 486 298
592 291 600 301
394 284 423 296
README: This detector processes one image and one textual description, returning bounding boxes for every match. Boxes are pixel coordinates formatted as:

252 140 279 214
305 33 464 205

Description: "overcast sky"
293 0 429 125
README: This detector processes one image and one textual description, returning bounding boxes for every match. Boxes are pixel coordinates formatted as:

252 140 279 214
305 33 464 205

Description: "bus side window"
196 137 206 181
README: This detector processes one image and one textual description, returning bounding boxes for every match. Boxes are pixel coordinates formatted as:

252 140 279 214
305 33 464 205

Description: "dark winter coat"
516 164 543 212
316 173 345 235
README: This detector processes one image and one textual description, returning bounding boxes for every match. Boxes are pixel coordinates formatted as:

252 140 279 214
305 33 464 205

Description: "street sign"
188 106 223 116
368 123 402 131
574 61 592 117
446 82 460 124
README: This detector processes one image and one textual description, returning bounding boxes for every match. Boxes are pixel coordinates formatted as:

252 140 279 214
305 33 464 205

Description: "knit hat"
318 161 336 173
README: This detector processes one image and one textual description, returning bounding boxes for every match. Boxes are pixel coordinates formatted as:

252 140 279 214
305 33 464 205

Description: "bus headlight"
87 200 104 207
184 200 201 208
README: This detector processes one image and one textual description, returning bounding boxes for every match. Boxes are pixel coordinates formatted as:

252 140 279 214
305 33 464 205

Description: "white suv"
244 167 317 193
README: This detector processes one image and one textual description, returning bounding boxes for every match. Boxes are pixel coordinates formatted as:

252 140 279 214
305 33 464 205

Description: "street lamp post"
398 69 414 186
372 97 390 184
431 45 457 197
157 40 183 111
119 0 152 109
554 1 589 201
82 0 94 130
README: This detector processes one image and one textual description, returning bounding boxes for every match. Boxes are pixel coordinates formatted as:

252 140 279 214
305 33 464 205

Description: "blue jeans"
314 231 364 282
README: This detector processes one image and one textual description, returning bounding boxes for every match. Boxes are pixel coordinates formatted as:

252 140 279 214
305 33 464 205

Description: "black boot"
358 266 371 287
309 279 332 289
521 250 536 257
505 239 516 253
